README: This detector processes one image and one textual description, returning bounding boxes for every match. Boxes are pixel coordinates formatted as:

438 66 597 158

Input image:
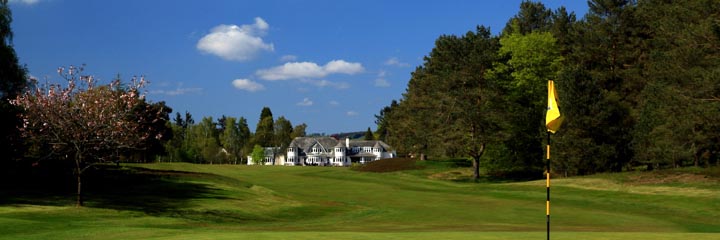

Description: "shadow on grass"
0 164 233 216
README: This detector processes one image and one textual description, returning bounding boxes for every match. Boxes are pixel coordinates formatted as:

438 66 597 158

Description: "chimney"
345 137 350 148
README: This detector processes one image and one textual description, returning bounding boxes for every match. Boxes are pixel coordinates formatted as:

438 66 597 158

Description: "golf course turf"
1 160 718 239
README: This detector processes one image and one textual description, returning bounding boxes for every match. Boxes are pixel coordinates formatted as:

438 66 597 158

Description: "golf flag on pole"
546 80 564 134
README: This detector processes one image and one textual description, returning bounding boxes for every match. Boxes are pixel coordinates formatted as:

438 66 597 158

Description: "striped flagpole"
546 132 551 240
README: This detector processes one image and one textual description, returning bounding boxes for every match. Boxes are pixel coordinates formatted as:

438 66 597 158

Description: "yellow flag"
546 80 564 133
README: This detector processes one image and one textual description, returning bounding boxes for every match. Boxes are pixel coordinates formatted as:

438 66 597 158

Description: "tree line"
162 107 307 164
375 0 720 179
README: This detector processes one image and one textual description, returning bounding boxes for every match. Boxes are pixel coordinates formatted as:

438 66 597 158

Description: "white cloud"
384 57 410 67
258 62 325 80
197 17 274 61
324 60 364 74
297 98 313 106
9 0 40 5
374 70 390 87
329 100 340 106
280 55 298 62
231 79 265 92
300 79 350 89
149 82 203 96
150 87 203 96
257 60 365 81
378 70 387 77
375 78 390 87
346 111 359 116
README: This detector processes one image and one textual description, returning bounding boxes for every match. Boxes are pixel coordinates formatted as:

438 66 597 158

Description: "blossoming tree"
11 65 168 206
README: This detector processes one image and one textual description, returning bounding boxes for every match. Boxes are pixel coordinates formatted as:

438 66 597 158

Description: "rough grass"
1 163 719 239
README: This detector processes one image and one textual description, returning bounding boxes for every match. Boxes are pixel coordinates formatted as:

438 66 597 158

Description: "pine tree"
0 0 29 163
254 107 274 147
364 127 374 140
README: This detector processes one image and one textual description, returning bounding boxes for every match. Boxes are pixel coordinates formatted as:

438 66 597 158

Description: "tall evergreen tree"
502 0 554 35
375 100 398 141
555 0 645 174
364 127 374 140
632 0 720 169
254 107 274 147
385 26 503 179
0 0 29 163
173 112 185 128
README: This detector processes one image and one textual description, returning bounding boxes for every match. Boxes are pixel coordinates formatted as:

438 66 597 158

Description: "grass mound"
353 157 421 172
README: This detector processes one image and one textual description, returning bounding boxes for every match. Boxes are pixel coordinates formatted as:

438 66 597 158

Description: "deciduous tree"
11 66 164 206
251 144 265 165
274 116 293 157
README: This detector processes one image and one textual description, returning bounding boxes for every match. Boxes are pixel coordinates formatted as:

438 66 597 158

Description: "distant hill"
308 131 365 140
331 131 365 140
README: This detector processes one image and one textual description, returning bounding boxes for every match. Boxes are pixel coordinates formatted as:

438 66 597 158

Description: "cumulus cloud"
384 57 410 67
232 79 265 92
297 98 313 106
324 60 364 74
329 100 340 106
346 111 359 116
257 60 364 81
197 17 274 61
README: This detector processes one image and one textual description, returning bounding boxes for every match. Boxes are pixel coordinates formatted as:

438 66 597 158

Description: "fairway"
1 163 719 240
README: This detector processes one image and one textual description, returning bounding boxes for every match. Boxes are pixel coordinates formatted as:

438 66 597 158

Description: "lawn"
1 161 718 239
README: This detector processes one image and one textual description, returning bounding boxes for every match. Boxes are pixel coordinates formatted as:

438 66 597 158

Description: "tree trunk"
76 173 83 207
74 151 84 207
472 156 480 181
471 143 486 181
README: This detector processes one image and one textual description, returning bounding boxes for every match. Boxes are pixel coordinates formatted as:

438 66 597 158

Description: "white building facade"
286 137 396 166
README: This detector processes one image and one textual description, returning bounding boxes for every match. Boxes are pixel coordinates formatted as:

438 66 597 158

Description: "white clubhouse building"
249 137 396 166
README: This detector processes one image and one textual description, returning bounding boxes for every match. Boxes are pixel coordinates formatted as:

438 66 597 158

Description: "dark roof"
349 140 392 151
288 137 338 154
288 137 394 153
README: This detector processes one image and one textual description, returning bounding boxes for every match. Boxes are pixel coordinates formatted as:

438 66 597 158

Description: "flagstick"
546 131 551 240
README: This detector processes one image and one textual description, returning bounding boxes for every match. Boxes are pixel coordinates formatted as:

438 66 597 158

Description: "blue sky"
8 0 588 134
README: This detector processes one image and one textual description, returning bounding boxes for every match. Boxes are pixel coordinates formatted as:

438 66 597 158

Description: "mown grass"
1 162 719 239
